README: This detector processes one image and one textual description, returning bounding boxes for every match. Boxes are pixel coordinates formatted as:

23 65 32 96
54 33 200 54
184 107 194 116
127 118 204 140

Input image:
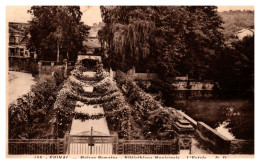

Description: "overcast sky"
6 6 103 26
6 6 254 25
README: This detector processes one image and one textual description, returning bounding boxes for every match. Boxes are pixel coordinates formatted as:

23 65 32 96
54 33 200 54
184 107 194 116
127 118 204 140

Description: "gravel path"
69 102 112 154
8 71 36 105
68 71 112 154
70 102 110 136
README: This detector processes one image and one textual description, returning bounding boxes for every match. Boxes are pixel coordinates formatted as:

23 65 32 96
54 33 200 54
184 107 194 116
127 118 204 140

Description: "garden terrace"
115 70 183 140
53 61 145 140
8 70 66 139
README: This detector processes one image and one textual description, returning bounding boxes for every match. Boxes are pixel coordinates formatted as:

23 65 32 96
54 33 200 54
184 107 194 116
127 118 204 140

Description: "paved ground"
70 102 110 136
8 71 36 105
69 102 112 154
191 138 212 154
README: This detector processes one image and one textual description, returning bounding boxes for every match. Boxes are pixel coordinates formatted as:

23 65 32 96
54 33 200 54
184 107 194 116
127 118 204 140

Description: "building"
82 22 105 55
8 22 37 58
235 28 254 40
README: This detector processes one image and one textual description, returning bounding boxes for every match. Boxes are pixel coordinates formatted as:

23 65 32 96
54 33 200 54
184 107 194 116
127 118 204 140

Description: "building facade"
8 22 37 58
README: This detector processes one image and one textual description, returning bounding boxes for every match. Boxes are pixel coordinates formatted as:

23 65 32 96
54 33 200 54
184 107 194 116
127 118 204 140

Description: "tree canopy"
27 6 90 61
219 10 254 43
99 6 224 80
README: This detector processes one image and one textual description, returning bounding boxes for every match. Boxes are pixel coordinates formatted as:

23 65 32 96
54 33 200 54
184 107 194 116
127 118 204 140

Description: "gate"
66 135 118 154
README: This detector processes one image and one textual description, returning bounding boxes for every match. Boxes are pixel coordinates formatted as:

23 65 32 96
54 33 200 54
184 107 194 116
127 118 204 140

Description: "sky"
6 6 254 25
6 6 103 26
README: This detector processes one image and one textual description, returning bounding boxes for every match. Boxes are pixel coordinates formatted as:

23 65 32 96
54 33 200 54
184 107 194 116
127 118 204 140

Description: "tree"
99 6 224 80
211 35 254 98
27 6 90 61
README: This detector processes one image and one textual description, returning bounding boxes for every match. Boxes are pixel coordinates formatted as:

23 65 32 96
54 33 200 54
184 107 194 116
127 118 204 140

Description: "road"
8 71 36 105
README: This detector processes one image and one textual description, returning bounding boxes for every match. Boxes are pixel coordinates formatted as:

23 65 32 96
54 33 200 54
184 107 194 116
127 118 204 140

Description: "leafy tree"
219 10 254 42
213 35 254 97
27 6 90 61
99 6 224 80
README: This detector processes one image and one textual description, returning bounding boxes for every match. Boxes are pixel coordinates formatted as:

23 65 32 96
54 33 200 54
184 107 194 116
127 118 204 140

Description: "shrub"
53 66 65 85
8 76 58 139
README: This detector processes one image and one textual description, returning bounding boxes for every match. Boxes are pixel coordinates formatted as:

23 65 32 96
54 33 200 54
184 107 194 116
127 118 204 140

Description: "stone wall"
134 73 158 81
9 57 38 74
8 57 75 76
172 81 214 90
175 110 197 126
230 140 254 154
171 90 214 99
196 121 231 154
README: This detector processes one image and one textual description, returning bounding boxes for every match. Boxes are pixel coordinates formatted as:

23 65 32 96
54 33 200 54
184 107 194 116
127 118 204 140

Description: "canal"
173 99 254 140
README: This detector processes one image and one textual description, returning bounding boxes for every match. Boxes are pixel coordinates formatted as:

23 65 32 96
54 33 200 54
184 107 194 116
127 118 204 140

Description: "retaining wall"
196 121 231 154
230 140 254 154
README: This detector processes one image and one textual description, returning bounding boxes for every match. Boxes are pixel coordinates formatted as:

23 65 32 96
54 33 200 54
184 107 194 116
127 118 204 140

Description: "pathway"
8 71 36 105
68 71 112 154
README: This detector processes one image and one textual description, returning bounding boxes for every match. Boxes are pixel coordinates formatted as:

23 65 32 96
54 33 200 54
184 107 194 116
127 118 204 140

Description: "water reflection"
215 121 235 140
173 99 254 140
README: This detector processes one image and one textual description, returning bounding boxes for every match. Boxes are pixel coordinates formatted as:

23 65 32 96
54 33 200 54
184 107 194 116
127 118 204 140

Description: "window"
9 36 15 43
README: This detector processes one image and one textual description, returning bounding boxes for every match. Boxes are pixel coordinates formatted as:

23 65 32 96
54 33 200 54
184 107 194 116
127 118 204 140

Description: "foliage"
53 60 144 139
27 6 90 61
211 35 254 96
8 77 58 139
53 60 182 140
53 66 65 85
115 71 182 139
219 10 254 42
99 6 224 80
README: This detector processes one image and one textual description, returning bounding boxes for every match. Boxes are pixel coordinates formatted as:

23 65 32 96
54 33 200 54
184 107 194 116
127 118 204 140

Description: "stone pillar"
51 62 55 72
110 68 113 81
63 59 68 78
38 61 42 74
34 52 37 59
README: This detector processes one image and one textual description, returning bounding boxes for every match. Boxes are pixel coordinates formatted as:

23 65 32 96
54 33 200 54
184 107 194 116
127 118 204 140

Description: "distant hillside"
218 10 254 41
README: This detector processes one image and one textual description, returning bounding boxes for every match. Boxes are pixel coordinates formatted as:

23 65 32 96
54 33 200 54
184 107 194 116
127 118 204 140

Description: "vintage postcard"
5 4 255 159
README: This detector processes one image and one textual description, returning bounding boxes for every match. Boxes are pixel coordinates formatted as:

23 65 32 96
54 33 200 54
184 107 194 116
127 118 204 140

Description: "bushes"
53 61 145 139
8 67 68 139
53 66 65 85
8 77 57 139
115 70 182 139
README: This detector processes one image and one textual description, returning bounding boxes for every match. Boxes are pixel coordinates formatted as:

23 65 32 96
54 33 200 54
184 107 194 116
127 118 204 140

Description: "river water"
173 99 254 140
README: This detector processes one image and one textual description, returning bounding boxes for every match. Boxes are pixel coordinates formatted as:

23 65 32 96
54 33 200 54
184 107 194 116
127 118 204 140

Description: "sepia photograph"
5 4 255 158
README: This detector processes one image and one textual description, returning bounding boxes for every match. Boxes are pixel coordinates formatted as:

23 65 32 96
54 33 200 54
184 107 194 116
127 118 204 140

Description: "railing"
8 139 66 155
118 139 179 154
8 137 180 155
8 57 38 74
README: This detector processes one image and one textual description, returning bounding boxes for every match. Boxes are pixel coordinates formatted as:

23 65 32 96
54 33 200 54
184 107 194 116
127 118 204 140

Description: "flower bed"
53 60 181 140
115 70 182 140
53 61 144 139
8 76 61 139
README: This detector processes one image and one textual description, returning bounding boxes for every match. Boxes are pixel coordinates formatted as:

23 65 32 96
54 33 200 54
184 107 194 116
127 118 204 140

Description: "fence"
8 139 66 155
118 139 179 154
8 137 180 155
9 57 38 74
8 56 76 76
38 61 75 75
